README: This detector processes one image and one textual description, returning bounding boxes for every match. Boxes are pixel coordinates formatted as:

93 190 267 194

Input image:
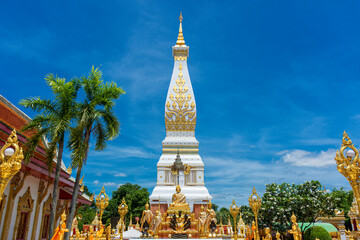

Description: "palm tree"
20 75 80 240
65 66 125 239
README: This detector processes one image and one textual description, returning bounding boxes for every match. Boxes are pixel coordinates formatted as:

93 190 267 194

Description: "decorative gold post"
249 187 261 240
229 199 240 240
96 186 109 224
0 130 24 201
335 131 360 215
118 197 128 240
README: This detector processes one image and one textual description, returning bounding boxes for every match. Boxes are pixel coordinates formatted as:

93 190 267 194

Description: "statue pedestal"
167 204 191 215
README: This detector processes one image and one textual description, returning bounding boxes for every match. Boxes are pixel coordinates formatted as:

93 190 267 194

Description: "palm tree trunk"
48 134 64 240
64 166 82 240
64 127 91 240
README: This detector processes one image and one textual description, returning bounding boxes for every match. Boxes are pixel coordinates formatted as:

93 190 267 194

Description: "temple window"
41 214 50 239
13 187 34 240
40 194 52 239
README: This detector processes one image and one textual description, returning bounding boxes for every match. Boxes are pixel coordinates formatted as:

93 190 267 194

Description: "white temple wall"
4 173 54 240
8 175 38 240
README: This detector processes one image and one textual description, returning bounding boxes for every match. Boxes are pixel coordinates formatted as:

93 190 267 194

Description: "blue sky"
1 0 360 207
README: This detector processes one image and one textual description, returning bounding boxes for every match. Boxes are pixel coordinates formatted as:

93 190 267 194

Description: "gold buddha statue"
168 185 190 212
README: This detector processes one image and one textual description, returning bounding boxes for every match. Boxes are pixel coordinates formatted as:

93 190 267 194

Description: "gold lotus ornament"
248 187 261 240
335 131 360 214
0 130 24 201
229 199 240 240
118 198 128 240
96 186 109 224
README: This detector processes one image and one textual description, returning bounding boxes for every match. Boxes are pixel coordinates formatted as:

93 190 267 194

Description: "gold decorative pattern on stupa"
165 62 196 131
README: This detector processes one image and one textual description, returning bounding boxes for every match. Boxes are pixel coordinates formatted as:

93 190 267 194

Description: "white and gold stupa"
150 13 212 213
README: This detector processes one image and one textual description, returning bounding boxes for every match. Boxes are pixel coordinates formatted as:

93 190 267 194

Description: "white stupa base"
150 185 211 211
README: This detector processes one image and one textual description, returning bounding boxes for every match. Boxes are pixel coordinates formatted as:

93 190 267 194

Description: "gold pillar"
230 199 240 240
118 198 128 240
335 131 360 214
249 187 261 240
0 171 28 240
0 130 24 202
30 180 50 240
96 186 109 224
0 194 7 222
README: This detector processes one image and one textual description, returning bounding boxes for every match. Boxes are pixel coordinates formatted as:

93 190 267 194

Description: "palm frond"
21 114 52 132
22 127 48 163
45 138 58 171
19 97 57 114
98 109 120 140
93 119 107 151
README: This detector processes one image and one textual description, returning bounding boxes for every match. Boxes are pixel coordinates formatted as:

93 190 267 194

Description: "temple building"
150 14 212 214
0 95 91 240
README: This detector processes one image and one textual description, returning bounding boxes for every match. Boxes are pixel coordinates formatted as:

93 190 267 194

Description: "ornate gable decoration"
165 63 196 132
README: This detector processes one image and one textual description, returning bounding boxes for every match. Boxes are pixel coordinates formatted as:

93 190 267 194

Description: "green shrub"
304 226 331 240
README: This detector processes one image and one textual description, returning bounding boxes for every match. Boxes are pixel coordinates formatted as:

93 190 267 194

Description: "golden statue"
96 224 104 238
288 213 302 240
170 185 187 206
198 205 207 236
106 224 112 240
153 210 163 238
245 225 251 240
51 212 69 240
276 231 281 240
262 227 271 240
88 226 95 240
141 202 153 230
206 201 216 233
251 221 256 240
75 228 81 239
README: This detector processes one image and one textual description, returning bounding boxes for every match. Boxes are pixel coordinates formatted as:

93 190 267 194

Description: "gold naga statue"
51 211 69 240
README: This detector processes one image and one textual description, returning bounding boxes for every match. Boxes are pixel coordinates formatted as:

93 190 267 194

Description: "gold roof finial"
176 12 185 46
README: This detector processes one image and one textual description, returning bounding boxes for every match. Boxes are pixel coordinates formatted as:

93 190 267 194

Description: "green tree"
216 207 230 225
102 183 150 226
20 75 80 240
240 205 254 225
65 66 125 240
257 181 336 236
304 226 332 240
330 188 353 230
76 186 96 232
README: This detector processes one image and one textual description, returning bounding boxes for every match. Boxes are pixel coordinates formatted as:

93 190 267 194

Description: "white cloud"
104 182 117 186
278 149 336 167
93 180 99 185
115 172 127 177
89 145 157 160
202 149 349 207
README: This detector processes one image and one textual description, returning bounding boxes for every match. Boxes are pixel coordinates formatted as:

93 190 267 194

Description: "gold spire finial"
176 12 185 46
